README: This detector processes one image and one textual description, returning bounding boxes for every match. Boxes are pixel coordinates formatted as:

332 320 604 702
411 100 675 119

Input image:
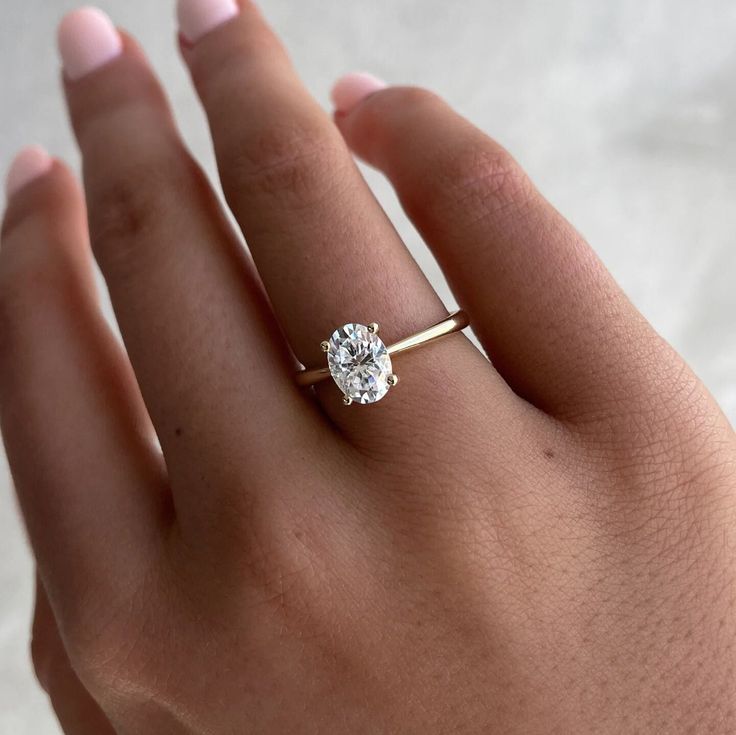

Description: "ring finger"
178 0 511 435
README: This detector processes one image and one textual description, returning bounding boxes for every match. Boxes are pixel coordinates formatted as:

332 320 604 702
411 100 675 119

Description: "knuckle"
0 252 73 358
87 159 184 280
583 348 732 462
30 634 54 693
30 636 78 703
444 145 531 216
415 143 532 226
242 514 318 598
67 621 134 690
224 121 348 208
213 492 333 620
63 575 166 696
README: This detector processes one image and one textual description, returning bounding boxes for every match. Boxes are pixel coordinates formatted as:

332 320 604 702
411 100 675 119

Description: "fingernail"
331 73 387 114
5 146 53 200
58 7 123 81
177 0 240 44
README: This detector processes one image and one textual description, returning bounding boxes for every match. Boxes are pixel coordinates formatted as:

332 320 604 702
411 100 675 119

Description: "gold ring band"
296 310 469 405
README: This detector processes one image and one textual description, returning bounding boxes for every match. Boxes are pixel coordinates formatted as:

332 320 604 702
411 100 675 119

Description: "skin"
2 4 735 734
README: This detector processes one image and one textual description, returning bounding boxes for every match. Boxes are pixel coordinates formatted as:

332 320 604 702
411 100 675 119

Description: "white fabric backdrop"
2 0 734 730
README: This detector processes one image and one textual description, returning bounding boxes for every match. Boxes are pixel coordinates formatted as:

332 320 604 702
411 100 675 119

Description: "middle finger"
59 9 316 524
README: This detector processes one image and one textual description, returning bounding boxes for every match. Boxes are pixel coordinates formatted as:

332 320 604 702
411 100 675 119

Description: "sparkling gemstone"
326 323 393 404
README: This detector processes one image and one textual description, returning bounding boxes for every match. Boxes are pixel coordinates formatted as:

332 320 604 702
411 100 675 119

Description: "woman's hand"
2 3 734 733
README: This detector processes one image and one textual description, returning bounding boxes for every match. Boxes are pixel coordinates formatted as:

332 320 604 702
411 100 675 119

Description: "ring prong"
320 340 330 353
387 374 399 387
342 395 354 406
367 322 379 334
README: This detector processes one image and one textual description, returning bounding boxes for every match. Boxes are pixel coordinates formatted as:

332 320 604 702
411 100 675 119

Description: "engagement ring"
296 310 469 405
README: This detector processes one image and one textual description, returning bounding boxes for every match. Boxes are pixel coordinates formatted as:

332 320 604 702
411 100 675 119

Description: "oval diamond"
326 323 393 404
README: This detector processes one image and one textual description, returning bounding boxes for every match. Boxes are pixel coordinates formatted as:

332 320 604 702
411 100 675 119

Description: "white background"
2 1 735 730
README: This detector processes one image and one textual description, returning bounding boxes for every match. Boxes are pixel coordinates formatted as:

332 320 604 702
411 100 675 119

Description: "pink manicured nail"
5 146 53 200
331 73 387 114
177 0 240 44
58 7 123 81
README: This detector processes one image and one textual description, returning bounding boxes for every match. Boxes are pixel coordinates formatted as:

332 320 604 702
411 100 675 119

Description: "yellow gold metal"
320 340 330 353
367 322 379 334
342 395 353 406
296 310 469 388
387 374 399 386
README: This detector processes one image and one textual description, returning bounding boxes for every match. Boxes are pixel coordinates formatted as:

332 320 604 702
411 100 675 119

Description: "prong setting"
367 322 380 334
342 395 354 406
387 374 399 387
320 340 330 353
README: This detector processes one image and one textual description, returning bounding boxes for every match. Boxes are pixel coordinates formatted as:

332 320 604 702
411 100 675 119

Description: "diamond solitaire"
323 323 397 405
296 310 470 405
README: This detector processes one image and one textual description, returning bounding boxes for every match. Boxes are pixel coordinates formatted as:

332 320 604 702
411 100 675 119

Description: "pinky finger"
1 149 166 634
